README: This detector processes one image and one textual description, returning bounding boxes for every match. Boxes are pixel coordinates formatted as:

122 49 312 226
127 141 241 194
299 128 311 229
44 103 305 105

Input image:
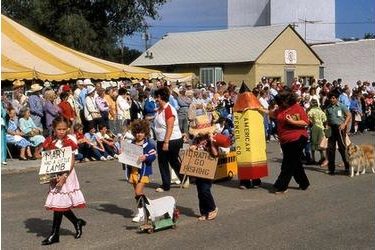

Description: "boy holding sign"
41 116 86 245
188 115 229 221
127 119 157 223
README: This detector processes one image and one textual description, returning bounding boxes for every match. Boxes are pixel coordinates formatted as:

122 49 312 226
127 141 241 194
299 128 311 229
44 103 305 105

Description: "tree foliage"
2 0 167 63
364 33 375 39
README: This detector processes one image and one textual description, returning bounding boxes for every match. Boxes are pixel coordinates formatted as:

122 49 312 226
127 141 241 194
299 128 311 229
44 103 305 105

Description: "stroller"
138 195 179 233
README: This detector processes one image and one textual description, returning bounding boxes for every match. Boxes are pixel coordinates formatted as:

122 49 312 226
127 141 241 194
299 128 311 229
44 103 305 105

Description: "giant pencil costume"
233 83 268 180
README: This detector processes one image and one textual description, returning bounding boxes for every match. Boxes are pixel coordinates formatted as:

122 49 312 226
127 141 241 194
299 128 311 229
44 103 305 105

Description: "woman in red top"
270 89 310 193
58 92 76 124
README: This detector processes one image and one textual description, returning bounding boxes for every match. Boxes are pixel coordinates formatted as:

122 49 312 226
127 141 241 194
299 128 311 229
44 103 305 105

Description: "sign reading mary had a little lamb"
180 149 218 179
39 146 73 184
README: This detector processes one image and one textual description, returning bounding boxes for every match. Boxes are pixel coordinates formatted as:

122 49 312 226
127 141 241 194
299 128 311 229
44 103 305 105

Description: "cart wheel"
228 171 234 179
147 228 154 234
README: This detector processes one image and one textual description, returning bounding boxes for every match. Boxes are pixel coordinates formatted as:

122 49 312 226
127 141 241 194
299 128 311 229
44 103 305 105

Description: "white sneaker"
171 179 181 185
113 154 119 159
107 155 114 160
132 208 144 223
100 156 107 161
182 177 190 188
155 187 165 192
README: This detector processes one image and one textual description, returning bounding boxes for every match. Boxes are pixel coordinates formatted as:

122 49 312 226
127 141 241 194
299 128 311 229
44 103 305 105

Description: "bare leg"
19 148 26 159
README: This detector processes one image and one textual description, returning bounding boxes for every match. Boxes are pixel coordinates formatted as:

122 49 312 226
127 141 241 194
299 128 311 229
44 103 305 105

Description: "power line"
145 20 375 29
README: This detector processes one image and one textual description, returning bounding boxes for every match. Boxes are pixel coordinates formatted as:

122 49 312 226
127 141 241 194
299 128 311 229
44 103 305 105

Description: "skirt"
45 168 86 211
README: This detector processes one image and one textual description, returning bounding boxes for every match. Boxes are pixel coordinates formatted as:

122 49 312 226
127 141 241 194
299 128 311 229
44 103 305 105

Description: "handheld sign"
118 140 143 168
39 146 73 184
180 149 218 179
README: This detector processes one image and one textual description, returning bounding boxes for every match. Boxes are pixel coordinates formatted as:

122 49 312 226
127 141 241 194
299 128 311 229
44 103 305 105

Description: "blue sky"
126 0 375 51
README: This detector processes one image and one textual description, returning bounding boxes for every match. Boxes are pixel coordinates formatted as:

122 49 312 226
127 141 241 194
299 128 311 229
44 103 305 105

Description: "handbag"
91 112 102 119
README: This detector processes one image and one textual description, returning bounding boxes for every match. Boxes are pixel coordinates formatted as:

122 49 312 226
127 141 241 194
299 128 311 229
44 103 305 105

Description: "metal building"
228 0 336 44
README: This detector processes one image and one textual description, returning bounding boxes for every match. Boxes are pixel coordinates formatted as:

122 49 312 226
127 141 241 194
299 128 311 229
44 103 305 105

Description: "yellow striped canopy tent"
1 14 163 81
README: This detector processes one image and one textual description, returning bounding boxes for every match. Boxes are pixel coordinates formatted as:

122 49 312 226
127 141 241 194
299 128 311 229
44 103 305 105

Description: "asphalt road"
2 133 375 250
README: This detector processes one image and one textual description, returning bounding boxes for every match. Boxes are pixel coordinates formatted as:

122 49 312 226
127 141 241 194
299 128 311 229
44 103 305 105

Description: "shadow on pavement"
176 205 199 218
24 218 73 237
93 204 133 218
213 179 239 188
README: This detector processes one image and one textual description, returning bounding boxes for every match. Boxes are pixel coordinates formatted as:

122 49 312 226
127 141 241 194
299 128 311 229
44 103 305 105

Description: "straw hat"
12 79 25 89
189 115 216 136
30 83 43 93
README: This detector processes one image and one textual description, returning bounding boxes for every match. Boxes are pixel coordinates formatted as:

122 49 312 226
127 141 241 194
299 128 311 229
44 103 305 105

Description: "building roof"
131 25 289 66
312 39 375 86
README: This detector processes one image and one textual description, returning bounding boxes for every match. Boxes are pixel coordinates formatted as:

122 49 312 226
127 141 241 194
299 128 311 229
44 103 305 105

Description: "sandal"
320 160 328 168
198 215 207 221
207 208 218 220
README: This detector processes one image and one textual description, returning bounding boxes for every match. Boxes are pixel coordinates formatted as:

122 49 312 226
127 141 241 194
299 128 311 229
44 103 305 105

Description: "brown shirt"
104 94 117 120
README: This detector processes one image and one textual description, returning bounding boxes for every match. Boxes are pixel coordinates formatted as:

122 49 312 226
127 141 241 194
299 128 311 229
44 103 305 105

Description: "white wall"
228 0 336 43
271 0 335 43
228 0 270 28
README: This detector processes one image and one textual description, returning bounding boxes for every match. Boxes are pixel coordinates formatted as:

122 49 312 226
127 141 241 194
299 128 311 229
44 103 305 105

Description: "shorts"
128 168 150 184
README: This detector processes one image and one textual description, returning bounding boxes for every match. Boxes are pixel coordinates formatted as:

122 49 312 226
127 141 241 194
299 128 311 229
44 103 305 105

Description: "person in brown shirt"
104 87 118 134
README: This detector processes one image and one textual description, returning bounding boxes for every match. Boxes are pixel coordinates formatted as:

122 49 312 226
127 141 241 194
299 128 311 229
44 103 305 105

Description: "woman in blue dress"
19 107 45 159
6 107 34 160
1 101 7 165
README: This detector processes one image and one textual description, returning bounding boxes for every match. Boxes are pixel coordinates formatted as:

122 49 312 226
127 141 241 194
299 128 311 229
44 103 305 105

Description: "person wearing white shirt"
116 88 131 127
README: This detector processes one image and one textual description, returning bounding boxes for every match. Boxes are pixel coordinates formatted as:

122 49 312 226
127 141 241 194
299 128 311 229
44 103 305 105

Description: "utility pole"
142 31 150 51
298 18 321 41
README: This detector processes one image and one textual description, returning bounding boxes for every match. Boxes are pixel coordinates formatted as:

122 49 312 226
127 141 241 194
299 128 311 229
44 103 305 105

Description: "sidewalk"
1 158 41 174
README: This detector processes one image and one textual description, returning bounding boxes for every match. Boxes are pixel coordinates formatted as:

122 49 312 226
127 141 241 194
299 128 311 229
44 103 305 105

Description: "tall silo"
228 0 336 43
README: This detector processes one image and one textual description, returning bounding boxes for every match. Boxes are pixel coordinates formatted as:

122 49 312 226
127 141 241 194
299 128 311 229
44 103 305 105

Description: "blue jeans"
196 178 216 216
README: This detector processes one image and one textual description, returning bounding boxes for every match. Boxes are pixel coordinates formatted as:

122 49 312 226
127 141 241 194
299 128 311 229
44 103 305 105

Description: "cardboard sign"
39 146 73 184
180 149 218 179
118 140 143 168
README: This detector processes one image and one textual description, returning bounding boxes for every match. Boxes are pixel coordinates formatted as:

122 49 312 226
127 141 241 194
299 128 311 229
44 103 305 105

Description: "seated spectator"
6 107 34 160
58 91 76 125
18 107 45 159
96 124 117 158
72 123 91 162
84 124 110 161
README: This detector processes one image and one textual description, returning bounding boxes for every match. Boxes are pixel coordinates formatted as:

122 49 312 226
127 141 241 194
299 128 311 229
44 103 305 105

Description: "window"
200 67 223 86
298 76 314 86
319 66 324 79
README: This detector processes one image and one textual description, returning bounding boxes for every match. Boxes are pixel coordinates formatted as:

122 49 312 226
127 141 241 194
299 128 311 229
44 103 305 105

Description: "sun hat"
12 79 25 89
43 81 51 88
189 115 216 136
83 78 93 86
87 85 96 95
29 83 43 93
76 79 84 85
172 87 180 96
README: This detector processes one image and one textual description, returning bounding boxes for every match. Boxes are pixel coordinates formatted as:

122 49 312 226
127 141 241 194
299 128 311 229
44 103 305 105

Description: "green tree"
2 0 167 63
364 33 375 39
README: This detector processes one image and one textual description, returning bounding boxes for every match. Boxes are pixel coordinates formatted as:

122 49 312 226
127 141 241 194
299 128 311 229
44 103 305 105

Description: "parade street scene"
1 0 375 249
